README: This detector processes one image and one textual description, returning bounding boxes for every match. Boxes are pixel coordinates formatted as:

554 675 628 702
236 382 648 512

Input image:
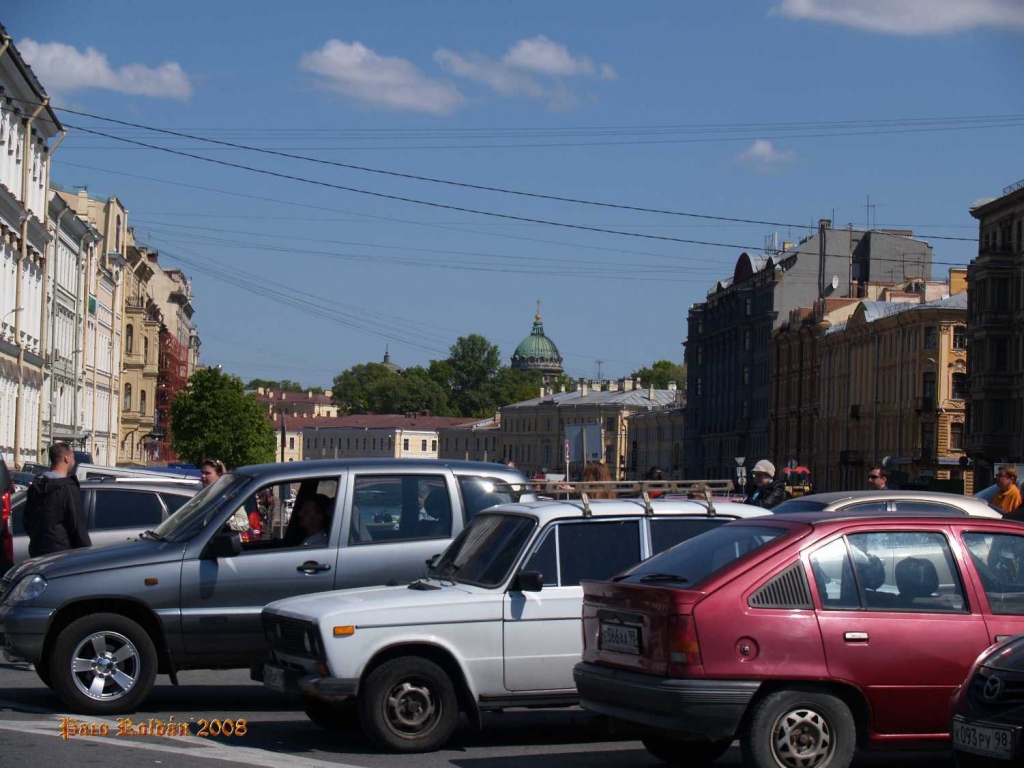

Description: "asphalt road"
0 661 955 768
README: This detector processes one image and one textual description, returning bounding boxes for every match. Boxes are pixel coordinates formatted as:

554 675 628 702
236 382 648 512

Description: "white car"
260 485 769 753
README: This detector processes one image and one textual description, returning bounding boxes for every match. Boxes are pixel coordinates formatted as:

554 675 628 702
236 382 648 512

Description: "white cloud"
434 36 615 111
18 39 193 100
502 35 616 79
775 0 1024 35
300 40 464 115
736 140 797 171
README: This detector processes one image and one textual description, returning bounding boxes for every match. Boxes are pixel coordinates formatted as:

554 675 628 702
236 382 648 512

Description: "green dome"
512 307 563 371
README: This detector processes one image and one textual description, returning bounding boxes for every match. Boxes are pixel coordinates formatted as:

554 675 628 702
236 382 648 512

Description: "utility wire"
22 98 980 241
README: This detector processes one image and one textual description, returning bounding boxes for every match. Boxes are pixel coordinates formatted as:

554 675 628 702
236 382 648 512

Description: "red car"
574 511 1024 768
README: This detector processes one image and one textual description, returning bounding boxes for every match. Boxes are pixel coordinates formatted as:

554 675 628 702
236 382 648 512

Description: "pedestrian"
582 461 614 498
744 460 787 510
867 466 889 490
992 466 1022 515
201 459 250 535
23 443 91 558
199 458 226 488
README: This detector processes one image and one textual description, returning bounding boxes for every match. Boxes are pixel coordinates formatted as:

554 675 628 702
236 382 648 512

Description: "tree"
374 366 453 415
488 367 543 410
245 378 324 394
630 360 687 391
170 368 276 469
442 334 503 416
331 363 398 414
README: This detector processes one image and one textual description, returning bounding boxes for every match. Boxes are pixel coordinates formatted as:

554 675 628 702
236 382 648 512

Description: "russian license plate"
600 622 640 655
953 717 1016 760
263 663 286 692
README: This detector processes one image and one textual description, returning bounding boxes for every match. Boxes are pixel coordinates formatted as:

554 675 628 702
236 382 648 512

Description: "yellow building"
819 283 970 492
302 414 478 460
255 387 339 420
499 378 681 479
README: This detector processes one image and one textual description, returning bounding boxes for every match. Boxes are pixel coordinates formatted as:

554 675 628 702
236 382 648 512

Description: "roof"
772 490 1001 518
301 414 479 431
255 388 334 406
512 307 562 365
235 458 529 482
504 387 678 409
825 291 967 335
480 498 769 527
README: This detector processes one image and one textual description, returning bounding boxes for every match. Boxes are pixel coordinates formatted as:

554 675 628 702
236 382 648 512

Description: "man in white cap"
744 459 787 509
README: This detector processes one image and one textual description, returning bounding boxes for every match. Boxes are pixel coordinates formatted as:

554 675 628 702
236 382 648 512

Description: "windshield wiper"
638 573 689 583
436 561 461 584
408 579 442 591
139 530 166 542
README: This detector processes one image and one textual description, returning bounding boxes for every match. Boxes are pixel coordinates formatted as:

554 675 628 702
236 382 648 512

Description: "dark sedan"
950 634 1024 766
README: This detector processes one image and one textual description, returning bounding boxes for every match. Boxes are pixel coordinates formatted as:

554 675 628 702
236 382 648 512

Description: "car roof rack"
530 480 735 518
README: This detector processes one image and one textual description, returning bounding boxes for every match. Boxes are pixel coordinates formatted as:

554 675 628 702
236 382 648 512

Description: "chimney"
607 379 619 392
621 377 634 392
325 389 333 399
258 387 265 396
559 383 566 393
580 379 589 397
539 386 545 398
783 241 793 252
648 383 655 401
667 380 677 392
591 379 601 392
307 390 313 399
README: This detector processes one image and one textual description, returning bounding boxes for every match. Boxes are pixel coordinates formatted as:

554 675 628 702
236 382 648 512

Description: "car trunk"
581 579 707 677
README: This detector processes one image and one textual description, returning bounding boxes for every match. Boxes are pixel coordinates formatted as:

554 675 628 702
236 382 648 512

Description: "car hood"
982 634 1024 673
265 581 503 628
6 538 186 580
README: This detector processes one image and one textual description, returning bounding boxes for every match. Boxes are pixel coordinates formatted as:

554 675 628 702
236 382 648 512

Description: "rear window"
457 476 525 523
650 517 730 556
94 490 164 529
160 493 191 515
620 524 789 587
772 500 827 514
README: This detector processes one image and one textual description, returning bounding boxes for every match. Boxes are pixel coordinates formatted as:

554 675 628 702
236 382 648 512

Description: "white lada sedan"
259 485 768 753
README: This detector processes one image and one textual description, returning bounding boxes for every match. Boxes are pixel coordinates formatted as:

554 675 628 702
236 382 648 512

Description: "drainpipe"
872 325 881 467
896 315 904 467
45 206 70 450
843 337 852 490
13 98 47 467
106 270 121 465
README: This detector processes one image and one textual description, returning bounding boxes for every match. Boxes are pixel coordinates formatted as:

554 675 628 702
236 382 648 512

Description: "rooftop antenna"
596 359 604 380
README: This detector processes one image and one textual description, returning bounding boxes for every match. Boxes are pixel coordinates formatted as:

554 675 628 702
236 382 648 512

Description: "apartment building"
437 415 501 463
301 414 478 460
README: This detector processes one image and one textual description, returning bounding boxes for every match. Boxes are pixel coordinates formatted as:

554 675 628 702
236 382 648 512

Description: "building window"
950 422 964 451
403 438 410 451
743 329 751 351
125 324 134 354
289 437 295 450
742 399 749 418
745 296 753 316
742 365 750 386
372 438 377 450
922 371 937 400
445 438 449 450
995 337 1009 372
313 438 318 449
305 438 310 449
346 438 351 449
921 421 936 460
143 337 149 363
953 326 966 350
330 437 335 450
432 440 438 452
696 377 703 396
139 390 146 415
924 326 938 349
421 439 427 452
951 373 967 400
123 383 131 411
363 437 367 449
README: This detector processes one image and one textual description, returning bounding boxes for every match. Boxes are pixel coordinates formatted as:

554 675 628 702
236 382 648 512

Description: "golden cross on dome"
535 299 542 321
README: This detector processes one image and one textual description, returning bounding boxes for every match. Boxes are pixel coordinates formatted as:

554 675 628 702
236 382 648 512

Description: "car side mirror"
425 553 442 570
204 531 242 559
514 570 544 593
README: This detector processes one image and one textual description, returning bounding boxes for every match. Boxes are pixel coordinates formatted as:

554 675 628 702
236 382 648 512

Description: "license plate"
263 663 286 692
953 718 1016 760
600 622 640 655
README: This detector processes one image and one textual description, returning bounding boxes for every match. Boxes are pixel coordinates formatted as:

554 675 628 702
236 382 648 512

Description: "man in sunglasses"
992 466 1022 515
867 467 888 490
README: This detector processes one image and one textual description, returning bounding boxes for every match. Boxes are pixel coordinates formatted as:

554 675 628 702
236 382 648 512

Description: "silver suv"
0 459 531 716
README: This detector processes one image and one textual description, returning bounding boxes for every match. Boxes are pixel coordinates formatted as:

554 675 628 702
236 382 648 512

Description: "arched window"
140 390 147 416
143 336 149 364
123 383 132 411
115 215 122 252
125 324 134 355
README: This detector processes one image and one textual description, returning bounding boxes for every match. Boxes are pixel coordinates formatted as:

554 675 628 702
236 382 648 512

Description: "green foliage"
630 360 687 391
245 378 324 394
170 368 276 469
331 334 546 418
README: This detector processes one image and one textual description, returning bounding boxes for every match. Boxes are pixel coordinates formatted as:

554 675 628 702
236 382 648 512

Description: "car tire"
641 733 733 765
742 687 856 768
358 656 459 753
35 662 53 689
50 613 158 715
303 697 358 730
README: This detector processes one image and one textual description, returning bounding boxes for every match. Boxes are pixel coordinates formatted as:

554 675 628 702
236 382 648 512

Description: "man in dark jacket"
745 459 788 510
23 443 91 558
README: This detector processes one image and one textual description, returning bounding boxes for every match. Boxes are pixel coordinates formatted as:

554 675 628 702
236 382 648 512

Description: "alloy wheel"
70 631 141 701
770 706 834 768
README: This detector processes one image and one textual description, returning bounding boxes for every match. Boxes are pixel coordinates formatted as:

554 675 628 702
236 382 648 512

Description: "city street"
0 661 954 768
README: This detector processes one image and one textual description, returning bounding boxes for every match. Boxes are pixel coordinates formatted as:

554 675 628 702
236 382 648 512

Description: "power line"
24 99 980 241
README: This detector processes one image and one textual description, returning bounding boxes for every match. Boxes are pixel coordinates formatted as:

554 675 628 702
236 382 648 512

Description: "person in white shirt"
297 494 331 547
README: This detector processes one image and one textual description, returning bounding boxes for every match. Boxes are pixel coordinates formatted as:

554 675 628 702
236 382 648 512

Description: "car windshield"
430 512 537 589
771 499 828 514
152 473 251 542
619 524 790 587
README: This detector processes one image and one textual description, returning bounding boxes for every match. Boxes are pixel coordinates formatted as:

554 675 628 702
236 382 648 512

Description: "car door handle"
297 561 331 574
844 632 869 643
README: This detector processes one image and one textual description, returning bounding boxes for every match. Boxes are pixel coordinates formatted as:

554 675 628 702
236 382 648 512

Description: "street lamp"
2 306 24 332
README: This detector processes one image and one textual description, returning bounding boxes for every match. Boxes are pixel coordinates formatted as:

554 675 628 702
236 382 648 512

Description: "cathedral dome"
511 303 563 376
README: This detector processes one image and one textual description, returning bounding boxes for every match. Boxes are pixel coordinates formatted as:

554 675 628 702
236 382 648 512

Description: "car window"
457 476 523 523
93 490 164 530
557 520 642 587
962 532 1024 615
809 539 860 609
649 517 730 556
843 501 889 514
349 475 451 545
771 499 828 514
11 493 26 536
433 513 536 588
236 477 339 552
847 532 966 613
521 526 558 586
893 501 964 516
160 493 191 515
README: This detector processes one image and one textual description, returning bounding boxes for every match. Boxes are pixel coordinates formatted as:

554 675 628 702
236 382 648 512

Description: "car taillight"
1 490 12 566
666 614 702 677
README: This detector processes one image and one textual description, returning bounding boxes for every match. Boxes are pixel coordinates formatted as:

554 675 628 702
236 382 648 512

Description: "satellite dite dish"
831 275 840 291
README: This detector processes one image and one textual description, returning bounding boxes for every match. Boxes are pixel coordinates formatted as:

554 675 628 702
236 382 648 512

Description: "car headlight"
2 575 47 605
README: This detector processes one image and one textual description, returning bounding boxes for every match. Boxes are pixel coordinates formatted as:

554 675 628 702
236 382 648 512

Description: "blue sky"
6 1 1023 387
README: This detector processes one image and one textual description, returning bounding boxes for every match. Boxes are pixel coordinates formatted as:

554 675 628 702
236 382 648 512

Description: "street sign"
735 457 746 467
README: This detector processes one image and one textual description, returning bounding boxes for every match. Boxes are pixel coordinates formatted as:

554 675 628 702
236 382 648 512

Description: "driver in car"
298 494 332 547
